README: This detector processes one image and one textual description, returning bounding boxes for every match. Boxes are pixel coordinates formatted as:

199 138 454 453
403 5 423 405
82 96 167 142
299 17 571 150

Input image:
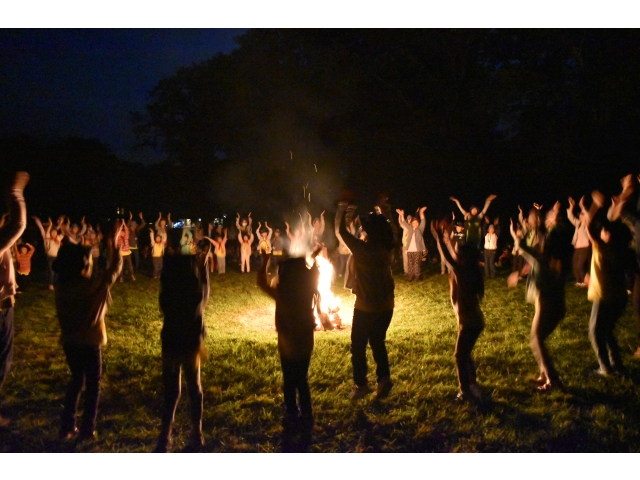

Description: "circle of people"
1 172 639 452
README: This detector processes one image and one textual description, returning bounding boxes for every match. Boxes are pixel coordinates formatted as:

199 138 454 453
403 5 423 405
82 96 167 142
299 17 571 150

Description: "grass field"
1 260 640 453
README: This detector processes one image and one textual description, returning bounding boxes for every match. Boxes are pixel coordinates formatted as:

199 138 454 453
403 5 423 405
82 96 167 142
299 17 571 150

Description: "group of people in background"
0 170 639 453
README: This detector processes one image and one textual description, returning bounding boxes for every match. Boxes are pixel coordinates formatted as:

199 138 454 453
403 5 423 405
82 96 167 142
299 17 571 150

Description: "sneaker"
375 376 393 399
469 383 482 399
349 383 372 400
154 434 173 453
59 427 79 440
592 368 610 377
633 347 640 358
455 392 468 402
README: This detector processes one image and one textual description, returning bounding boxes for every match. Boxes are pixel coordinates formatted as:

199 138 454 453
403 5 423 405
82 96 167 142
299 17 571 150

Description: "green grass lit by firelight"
1 261 639 452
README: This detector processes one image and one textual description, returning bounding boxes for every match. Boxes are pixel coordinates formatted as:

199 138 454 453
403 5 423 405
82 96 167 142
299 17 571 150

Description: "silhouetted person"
431 220 485 402
584 191 629 376
53 220 123 440
0 172 29 428
450 194 497 249
508 214 566 392
257 248 320 428
338 200 395 400
154 231 210 453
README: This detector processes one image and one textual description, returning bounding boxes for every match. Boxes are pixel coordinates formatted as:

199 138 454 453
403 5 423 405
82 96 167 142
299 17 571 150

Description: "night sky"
0 29 244 161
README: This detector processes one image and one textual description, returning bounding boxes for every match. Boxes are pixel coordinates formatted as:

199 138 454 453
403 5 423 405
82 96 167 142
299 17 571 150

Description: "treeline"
135 29 640 217
0 135 218 220
4 30 640 224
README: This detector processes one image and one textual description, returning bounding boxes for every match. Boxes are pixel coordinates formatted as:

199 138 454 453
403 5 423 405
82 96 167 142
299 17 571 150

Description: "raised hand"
509 218 517 240
591 190 605 207
12 171 30 191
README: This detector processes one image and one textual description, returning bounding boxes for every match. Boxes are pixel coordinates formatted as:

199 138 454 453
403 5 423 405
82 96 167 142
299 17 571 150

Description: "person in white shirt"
567 196 591 286
484 224 498 278
34 216 62 290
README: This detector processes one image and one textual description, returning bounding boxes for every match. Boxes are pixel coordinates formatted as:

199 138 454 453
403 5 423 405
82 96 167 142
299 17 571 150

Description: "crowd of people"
0 171 639 452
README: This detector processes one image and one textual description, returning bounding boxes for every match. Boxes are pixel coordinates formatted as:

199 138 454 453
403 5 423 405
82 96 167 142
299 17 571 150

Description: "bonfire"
314 255 343 331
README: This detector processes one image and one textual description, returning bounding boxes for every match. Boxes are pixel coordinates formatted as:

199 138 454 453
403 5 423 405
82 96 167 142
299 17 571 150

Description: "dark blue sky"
0 29 245 162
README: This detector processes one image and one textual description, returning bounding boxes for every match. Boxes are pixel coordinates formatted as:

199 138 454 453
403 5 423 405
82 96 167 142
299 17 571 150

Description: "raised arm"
319 211 325 235
166 213 173 229
32 216 46 240
430 220 456 270
265 222 273 241
510 218 539 269
450 196 468 217
104 220 125 286
396 209 409 230
586 190 606 247
338 202 364 255
137 212 147 231
566 197 579 227
78 217 87 237
608 174 634 221
480 194 497 218
155 212 162 231
0 172 29 256
418 206 427 233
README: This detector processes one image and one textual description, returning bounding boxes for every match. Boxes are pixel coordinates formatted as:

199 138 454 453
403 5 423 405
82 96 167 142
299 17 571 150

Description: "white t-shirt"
484 233 498 250
408 231 418 252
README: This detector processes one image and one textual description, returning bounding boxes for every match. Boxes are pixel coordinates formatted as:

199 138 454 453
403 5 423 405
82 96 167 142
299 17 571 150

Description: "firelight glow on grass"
1 263 640 452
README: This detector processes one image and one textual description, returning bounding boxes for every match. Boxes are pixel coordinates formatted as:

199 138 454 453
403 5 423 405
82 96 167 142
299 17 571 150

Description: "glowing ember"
314 255 342 330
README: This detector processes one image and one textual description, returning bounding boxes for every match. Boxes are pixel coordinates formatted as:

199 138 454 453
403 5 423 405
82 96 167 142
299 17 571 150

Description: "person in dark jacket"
53 220 123 440
257 247 321 428
154 230 210 453
338 200 395 400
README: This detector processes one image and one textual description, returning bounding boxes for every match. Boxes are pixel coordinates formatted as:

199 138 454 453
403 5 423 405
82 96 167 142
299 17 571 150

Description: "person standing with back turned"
0 172 29 428
338 198 395 400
